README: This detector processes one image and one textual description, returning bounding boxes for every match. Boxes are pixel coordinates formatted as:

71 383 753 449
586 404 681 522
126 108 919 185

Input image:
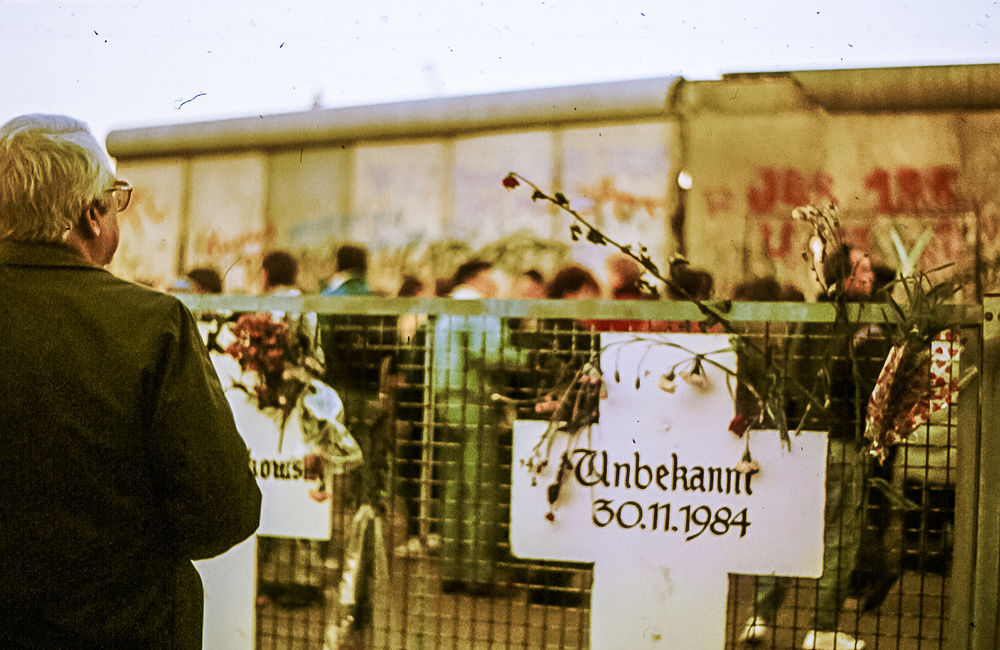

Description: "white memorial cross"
511 333 829 648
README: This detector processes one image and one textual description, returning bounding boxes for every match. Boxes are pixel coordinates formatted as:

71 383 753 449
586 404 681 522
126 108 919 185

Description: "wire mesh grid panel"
247 311 597 649
201 303 966 650
723 320 959 650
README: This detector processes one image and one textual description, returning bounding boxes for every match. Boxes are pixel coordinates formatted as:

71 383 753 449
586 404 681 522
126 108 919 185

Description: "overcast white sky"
1 0 998 143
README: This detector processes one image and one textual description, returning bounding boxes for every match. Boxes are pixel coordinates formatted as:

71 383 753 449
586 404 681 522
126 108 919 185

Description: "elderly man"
0 114 261 648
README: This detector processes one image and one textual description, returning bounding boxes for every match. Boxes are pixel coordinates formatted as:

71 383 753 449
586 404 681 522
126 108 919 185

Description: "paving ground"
255 548 949 650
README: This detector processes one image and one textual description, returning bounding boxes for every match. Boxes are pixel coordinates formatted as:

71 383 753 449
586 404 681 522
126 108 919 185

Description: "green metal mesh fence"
187 297 972 650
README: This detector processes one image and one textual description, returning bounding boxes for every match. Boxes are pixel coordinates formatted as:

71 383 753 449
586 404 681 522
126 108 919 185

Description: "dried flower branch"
792 204 844 296
504 172 827 451
506 172 703 305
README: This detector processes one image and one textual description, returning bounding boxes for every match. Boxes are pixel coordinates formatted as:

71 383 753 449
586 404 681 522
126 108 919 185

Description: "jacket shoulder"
87 273 197 331
102 273 188 308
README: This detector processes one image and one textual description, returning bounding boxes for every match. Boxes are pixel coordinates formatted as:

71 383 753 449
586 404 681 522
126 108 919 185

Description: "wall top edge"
107 76 684 159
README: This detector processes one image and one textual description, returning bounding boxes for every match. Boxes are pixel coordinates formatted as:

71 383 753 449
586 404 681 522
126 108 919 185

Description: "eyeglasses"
105 180 132 212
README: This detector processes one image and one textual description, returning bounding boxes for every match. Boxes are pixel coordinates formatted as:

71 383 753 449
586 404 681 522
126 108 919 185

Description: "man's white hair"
0 114 117 242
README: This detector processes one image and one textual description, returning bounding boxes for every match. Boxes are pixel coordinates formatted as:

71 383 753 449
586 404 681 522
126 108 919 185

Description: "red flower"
303 453 325 480
534 396 561 413
309 488 331 503
728 414 750 438
502 174 520 189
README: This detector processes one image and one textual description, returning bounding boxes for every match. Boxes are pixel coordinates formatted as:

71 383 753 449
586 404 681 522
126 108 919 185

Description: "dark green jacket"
0 241 261 648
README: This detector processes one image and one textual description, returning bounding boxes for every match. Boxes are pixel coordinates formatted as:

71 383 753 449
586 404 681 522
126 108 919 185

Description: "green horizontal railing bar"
176 294 983 325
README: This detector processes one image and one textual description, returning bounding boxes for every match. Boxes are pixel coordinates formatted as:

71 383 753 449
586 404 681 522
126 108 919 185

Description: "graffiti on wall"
198 225 278 260
746 168 837 216
702 165 971 272
757 221 873 260
577 176 663 224
287 213 353 246
732 165 964 218
684 161 992 298
864 166 961 214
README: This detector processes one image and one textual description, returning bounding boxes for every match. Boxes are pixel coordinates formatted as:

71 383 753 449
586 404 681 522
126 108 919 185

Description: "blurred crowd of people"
165 242 857 309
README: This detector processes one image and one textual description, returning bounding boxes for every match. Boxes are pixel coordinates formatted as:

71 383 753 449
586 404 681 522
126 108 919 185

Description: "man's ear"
78 202 105 238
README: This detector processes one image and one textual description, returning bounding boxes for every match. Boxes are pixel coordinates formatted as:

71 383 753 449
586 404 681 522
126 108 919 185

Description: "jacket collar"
0 239 101 270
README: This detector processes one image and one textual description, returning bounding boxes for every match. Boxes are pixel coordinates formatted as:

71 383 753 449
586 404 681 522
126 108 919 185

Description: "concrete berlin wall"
107 65 1000 298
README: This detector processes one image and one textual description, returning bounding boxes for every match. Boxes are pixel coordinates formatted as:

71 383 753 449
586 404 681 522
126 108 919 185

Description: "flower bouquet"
788 203 968 462
865 329 963 462
224 312 363 495
863 272 965 462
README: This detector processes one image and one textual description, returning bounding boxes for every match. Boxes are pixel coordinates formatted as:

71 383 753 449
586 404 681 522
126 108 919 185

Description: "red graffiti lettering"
896 167 924 210
865 169 894 214
202 225 276 258
930 166 959 209
703 188 734 216
748 168 778 214
578 177 661 223
782 169 808 207
759 221 794 259
865 166 961 214
748 167 838 215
